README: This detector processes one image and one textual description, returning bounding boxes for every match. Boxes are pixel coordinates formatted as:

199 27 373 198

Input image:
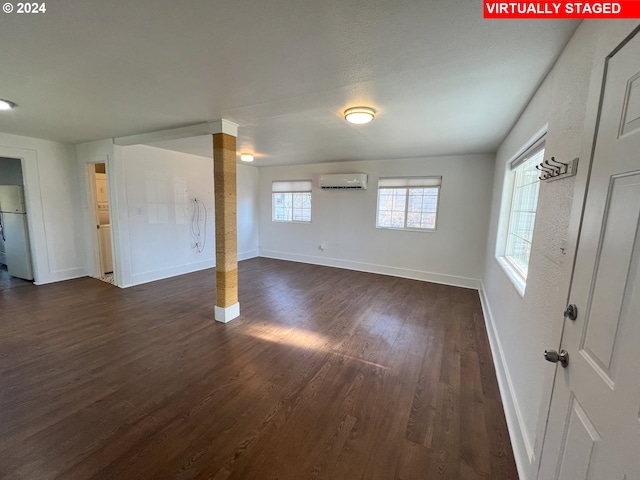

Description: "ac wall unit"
319 173 368 190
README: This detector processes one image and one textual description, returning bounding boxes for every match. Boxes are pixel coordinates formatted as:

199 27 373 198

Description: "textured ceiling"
0 0 579 166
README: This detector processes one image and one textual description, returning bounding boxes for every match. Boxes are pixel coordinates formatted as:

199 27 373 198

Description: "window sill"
376 226 437 233
496 256 526 297
272 220 312 224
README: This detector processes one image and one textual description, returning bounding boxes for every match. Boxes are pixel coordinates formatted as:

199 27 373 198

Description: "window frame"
375 176 442 232
271 180 312 223
497 134 545 295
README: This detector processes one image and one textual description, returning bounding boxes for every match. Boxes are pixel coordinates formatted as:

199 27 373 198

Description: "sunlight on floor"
244 323 391 370
244 324 327 350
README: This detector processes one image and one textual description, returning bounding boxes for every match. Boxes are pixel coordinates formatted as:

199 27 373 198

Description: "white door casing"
538 29 640 479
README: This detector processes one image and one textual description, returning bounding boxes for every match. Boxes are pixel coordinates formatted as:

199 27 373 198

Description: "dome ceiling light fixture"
344 106 375 125
0 98 17 111
240 153 254 162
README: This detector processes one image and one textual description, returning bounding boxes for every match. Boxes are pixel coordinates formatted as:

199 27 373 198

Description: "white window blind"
378 177 442 188
272 180 312 193
272 180 312 222
510 133 546 170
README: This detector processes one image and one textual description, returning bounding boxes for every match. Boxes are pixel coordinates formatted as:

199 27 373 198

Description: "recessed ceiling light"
344 106 375 124
0 99 16 111
240 153 254 162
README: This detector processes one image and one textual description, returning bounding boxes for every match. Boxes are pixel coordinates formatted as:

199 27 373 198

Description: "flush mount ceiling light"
344 106 375 125
240 153 254 162
0 99 17 111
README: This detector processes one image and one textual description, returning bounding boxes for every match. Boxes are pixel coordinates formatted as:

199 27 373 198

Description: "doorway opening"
90 163 115 285
0 156 34 290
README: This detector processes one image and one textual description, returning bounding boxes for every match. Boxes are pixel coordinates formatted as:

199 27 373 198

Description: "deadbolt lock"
564 304 578 320
544 349 569 368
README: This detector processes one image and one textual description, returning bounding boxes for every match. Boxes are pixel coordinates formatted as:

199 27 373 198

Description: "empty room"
0 2 639 479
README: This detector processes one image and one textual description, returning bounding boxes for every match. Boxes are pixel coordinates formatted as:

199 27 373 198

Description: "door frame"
534 23 640 478
83 159 115 284
0 148 42 284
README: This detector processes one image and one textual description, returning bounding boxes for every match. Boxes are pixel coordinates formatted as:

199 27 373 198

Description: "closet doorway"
89 163 115 284
0 157 33 290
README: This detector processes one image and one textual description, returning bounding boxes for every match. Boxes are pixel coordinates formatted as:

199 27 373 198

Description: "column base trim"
214 303 240 323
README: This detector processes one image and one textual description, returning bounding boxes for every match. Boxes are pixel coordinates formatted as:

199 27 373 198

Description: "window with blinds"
271 180 312 222
502 136 545 284
376 177 441 231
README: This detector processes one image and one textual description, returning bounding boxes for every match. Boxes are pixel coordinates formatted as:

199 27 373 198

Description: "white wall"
0 157 24 185
481 20 640 480
76 141 259 287
121 145 217 285
258 155 494 288
0 133 85 284
237 162 259 260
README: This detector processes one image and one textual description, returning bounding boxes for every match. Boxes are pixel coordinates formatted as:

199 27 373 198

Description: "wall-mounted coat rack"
535 157 578 182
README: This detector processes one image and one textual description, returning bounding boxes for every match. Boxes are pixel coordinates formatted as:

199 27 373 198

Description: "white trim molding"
479 282 533 480
33 267 87 285
238 249 259 261
113 119 239 146
215 302 240 323
259 250 481 290
124 259 215 288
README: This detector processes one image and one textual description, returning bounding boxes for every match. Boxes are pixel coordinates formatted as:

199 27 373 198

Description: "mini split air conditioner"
319 173 368 190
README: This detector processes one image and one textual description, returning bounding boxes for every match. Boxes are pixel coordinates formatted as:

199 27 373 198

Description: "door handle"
544 349 569 368
564 304 578 320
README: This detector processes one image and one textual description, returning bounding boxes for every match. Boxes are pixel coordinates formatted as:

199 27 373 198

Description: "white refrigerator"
0 186 34 280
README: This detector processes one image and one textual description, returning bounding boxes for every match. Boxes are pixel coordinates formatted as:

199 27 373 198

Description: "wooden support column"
213 132 239 322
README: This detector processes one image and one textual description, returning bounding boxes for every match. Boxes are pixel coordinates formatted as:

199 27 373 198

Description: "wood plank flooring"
0 258 518 479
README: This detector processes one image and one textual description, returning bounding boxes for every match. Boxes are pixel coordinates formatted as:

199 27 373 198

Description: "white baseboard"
33 267 87 285
120 253 257 288
238 249 259 261
214 302 240 323
478 283 533 480
125 258 215 287
259 249 480 290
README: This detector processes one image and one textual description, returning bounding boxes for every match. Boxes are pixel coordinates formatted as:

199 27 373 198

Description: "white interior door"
538 29 640 479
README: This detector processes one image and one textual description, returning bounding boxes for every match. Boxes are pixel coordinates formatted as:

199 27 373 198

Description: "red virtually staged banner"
484 1 640 18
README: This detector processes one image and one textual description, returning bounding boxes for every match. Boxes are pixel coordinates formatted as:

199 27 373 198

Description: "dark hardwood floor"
0 258 518 479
